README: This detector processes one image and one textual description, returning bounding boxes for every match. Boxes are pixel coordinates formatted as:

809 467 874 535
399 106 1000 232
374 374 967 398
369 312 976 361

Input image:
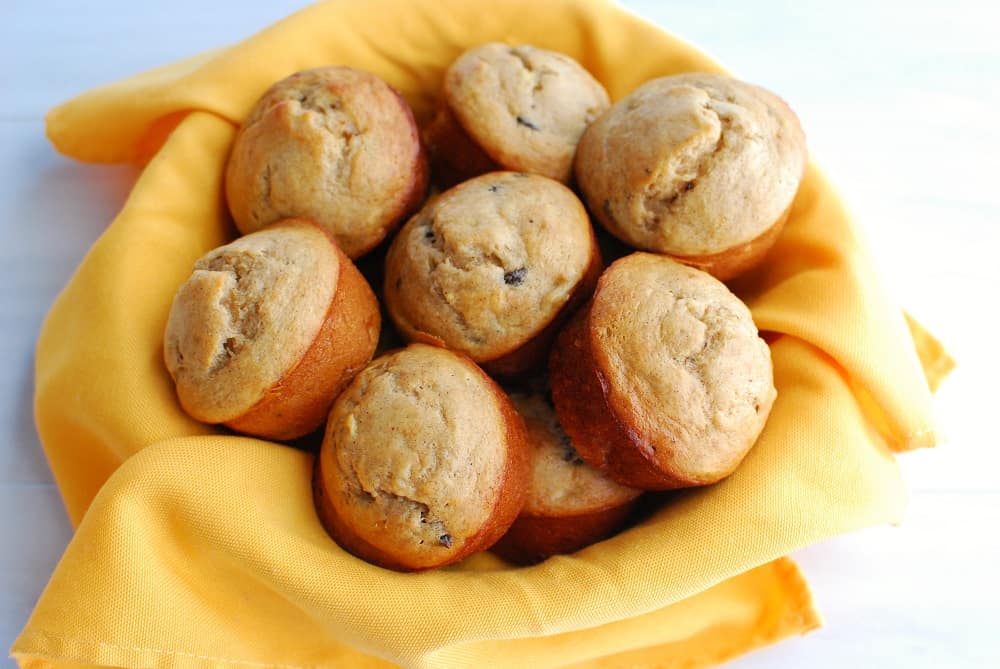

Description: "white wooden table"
2 1 998 666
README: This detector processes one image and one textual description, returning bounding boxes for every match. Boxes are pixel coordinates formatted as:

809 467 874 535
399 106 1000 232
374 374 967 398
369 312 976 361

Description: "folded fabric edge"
381 557 822 669
11 630 304 669
21 321 913 669
43 46 234 165
9 557 821 669
905 313 956 394
845 312 954 453
658 557 822 669
45 105 237 166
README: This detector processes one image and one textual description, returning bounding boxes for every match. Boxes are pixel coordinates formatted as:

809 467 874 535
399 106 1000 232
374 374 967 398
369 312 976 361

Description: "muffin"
424 43 610 185
225 67 428 258
575 72 807 280
384 172 601 377
550 253 776 490
313 344 530 571
163 218 380 440
492 391 642 565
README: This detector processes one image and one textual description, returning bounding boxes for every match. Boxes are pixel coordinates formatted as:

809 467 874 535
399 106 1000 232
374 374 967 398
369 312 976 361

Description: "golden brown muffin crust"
226 67 427 258
589 253 776 484
320 344 528 570
576 72 806 256
224 225 380 440
442 43 609 182
384 172 596 363
164 220 338 424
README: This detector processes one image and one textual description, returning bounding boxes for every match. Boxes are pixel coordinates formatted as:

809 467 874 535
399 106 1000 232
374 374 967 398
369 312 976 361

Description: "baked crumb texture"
315 344 529 571
551 253 776 490
384 172 600 375
226 67 428 258
491 392 642 564
575 72 806 279
425 43 610 184
510 392 640 516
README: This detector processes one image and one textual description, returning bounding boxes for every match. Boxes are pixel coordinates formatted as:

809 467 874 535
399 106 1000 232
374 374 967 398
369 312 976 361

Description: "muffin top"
164 220 338 423
510 392 640 516
385 172 595 362
576 72 806 256
321 344 515 568
444 43 610 182
589 253 776 483
225 66 426 258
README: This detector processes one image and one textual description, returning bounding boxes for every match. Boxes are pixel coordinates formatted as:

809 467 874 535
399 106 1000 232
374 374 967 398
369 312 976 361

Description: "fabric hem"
12 631 312 669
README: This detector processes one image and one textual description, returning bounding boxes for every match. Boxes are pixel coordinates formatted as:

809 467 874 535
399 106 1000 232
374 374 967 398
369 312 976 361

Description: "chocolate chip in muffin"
503 268 527 286
559 433 585 466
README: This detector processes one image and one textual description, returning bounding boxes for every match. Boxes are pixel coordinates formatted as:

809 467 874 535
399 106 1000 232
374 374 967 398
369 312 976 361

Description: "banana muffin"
575 72 806 279
384 171 601 377
424 43 609 185
163 218 380 440
550 253 776 489
313 344 530 571
492 391 642 565
226 67 428 258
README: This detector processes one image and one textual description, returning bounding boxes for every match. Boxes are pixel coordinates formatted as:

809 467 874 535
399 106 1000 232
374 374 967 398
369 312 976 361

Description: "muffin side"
164 219 338 424
551 253 776 489
163 219 380 440
492 392 641 564
315 344 530 570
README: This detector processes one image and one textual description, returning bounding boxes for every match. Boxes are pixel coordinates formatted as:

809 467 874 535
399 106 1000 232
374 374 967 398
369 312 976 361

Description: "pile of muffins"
163 43 806 571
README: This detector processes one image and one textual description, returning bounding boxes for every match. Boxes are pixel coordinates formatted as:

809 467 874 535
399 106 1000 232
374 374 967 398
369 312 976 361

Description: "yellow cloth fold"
15 0 952 667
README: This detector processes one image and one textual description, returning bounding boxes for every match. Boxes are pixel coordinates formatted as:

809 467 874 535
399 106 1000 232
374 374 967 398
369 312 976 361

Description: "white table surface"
2 1 998 667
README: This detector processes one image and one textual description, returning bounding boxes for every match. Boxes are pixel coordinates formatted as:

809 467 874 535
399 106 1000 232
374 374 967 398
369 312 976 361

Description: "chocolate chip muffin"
226 67 428 258
384 171 601 376
575 72 806 279
550 253 776 489
313 344 530 571
163 218 380 440
424 43 610 185
492 391 642 565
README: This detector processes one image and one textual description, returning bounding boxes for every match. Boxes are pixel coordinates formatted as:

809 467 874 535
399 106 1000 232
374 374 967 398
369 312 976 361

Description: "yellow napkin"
15 0 953 668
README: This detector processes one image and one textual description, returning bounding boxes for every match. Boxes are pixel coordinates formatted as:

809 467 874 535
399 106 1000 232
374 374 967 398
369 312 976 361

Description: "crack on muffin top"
639 104 728 232
516 115 541 131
